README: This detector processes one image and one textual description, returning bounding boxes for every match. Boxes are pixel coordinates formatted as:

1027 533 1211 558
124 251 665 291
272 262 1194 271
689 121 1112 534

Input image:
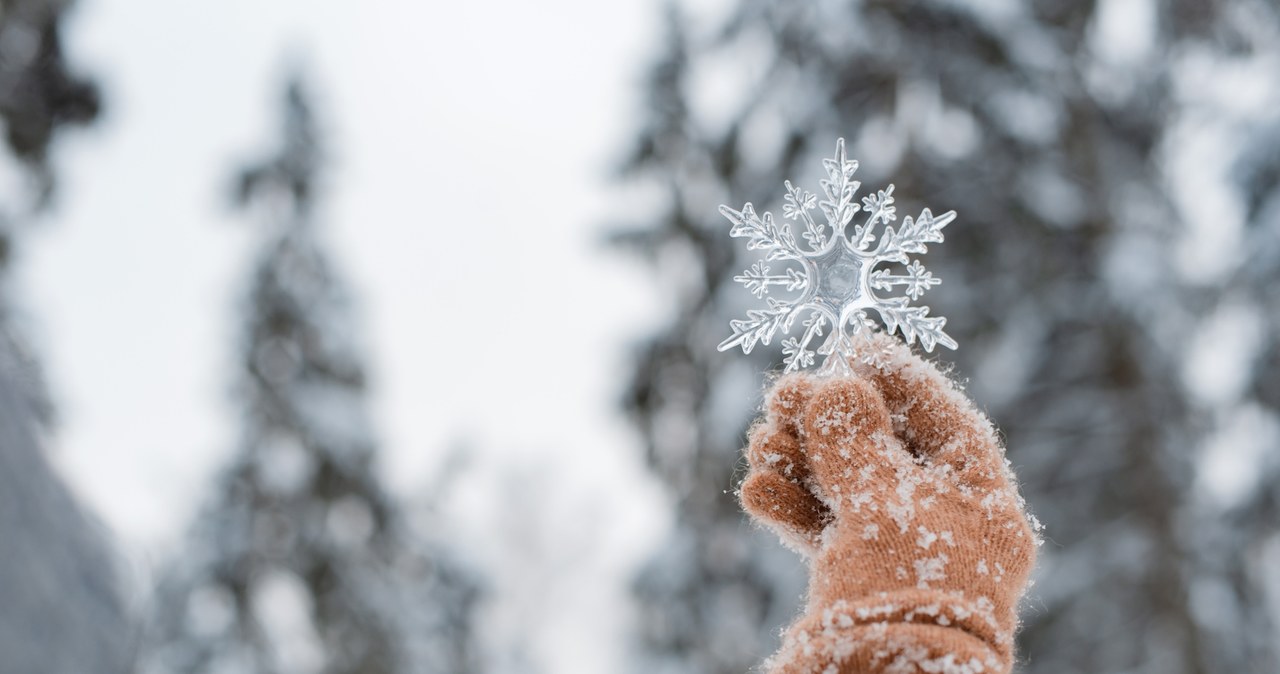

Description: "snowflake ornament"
717 138 958 376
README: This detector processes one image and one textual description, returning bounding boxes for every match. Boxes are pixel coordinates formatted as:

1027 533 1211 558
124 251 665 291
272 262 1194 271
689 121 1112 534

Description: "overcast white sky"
14 0 704 670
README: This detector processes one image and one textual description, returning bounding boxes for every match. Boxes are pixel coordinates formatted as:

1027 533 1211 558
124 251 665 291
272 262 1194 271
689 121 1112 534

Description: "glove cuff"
769 589 1017 674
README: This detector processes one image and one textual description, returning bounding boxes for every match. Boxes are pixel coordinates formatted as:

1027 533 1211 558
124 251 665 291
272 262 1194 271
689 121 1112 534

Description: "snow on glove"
740 340 1038 674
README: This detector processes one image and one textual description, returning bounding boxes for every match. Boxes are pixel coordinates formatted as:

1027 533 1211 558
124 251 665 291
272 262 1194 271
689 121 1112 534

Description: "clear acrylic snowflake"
717 138 958 375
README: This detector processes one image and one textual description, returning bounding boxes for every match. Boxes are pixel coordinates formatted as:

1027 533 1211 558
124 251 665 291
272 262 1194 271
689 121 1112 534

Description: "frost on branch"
717 139 958 375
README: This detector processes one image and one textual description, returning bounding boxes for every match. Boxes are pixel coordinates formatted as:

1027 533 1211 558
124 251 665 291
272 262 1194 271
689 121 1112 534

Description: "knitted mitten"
740 342 1038 674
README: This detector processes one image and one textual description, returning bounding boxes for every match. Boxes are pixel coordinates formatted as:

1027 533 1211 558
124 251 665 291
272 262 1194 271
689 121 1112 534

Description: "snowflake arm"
876 299 958 353
869 259 940 300
783 180 826 250
873 208 954 263
818 139 862 236
717 298 801 354
780 311 829 371
854 185 896 251
719 202 802 261
735 262 807 298
717 138 959 374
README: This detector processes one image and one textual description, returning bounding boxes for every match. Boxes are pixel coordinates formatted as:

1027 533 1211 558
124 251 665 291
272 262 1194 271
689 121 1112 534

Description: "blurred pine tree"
0 2 125 672
0 0 101 420
144 76 483 674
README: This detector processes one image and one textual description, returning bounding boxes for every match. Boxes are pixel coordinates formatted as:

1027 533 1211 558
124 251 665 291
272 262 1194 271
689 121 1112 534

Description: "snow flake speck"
913 554 950 589
916 527 939 550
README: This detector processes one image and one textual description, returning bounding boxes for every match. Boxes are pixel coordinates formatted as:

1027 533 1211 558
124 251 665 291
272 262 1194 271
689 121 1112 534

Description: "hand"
740 340 1038 674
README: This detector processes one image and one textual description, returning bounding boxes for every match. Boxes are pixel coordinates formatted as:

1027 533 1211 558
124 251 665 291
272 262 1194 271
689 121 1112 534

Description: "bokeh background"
2 1 1279 673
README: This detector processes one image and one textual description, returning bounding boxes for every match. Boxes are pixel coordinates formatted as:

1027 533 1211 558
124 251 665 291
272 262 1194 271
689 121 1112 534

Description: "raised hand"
739 341 1038 674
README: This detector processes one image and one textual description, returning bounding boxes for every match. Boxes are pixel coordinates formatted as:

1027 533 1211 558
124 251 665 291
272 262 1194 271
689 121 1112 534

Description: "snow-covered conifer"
145 76 481 674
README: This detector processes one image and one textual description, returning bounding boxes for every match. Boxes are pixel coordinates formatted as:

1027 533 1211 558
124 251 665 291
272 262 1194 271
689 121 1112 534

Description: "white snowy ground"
13 1 707 671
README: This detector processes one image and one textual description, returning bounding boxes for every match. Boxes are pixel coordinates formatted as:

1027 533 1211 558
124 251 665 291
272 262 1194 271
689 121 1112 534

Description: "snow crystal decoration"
717 138 958 375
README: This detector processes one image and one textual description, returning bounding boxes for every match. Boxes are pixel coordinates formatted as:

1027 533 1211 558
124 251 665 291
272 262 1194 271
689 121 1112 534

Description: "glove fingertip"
802 376 894 442
766 373 818 434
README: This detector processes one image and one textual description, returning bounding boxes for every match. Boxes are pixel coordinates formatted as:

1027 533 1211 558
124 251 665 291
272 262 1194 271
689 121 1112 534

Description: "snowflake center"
811 244 867 307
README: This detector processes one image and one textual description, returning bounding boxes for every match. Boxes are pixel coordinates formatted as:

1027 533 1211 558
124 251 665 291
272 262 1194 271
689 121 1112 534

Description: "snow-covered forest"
2 1 1278 673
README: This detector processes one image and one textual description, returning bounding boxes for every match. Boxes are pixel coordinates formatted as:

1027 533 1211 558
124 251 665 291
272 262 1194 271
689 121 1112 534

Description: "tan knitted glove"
740 341 1038 674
